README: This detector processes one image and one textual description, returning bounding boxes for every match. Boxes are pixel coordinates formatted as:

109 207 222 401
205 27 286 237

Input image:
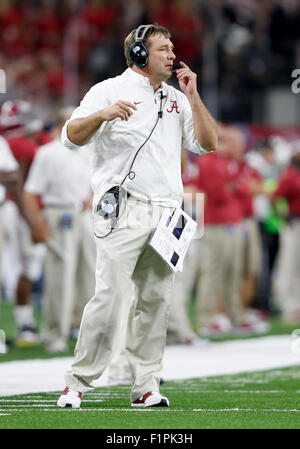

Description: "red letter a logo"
167 100 180 113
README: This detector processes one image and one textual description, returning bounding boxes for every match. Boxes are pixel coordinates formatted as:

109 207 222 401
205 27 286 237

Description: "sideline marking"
1 407 299 413
193 408 300 412
0 399 104 403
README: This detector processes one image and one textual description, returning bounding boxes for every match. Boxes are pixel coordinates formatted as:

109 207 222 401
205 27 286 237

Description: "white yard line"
0 407 299 413
193 408 300 413
0 335 299 397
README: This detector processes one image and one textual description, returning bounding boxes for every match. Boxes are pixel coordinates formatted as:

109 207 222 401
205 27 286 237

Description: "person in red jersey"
272 142 300 322
196 125 261 336
0 100 48 345
167 149 208 346
228 128 270 334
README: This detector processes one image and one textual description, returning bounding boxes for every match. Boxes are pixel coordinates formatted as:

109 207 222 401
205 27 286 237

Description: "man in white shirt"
0 136 19 200
24 109 96 353
0 136 31 308
57 24 217 408
0 136 29 218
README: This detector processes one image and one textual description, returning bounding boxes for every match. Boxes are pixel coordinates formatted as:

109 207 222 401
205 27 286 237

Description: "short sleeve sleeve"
24 148 49 195
181 94 210 156
0 136 19 171
61 81 112 149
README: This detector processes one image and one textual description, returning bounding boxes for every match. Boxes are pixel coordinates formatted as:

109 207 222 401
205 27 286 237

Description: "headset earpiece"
129 25 151 68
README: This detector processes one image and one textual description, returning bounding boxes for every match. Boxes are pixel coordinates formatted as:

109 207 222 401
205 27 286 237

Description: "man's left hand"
176 61 198 97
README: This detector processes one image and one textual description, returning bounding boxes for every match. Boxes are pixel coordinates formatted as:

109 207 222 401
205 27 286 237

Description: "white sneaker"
45 340 67 353
57 387 82 408
199 313 233 337
15 326 42 347
233 310 271 335
131 391 169 407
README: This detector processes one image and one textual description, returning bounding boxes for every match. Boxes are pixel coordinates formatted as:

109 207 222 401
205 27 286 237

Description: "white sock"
14 305 35 328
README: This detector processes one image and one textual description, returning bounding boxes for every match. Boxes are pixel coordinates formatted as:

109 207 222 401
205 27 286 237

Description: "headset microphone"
172 64 181 72
158 90 167 118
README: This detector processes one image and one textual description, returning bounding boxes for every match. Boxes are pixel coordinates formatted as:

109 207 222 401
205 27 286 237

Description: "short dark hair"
124 24 171 68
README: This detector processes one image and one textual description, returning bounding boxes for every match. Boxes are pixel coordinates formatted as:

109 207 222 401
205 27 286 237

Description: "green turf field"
1 301 300 430
1 300 300 362
0 366 299 429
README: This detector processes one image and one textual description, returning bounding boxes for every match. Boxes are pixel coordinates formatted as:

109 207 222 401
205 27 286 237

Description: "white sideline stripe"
0 404 58 407
0 391 285 401
0 335 299 397
193 408 300 413
0 400 57 403
223 390 283 393
0 413 11 416
0 408 183 412
0 408 299 413
0 399 104 403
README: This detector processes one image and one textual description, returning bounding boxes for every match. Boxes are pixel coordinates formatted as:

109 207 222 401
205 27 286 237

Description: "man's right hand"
31 221 51 244
67 101 137 146
100 101 137 122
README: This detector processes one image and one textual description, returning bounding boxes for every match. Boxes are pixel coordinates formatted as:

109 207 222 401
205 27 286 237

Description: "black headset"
129 24 151 68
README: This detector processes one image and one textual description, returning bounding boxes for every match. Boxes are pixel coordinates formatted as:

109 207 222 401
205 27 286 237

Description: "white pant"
43 207 96 346
0 207 3 304
275 221 300 318
168 239 204 342
197 223 243 327
64 196 175 402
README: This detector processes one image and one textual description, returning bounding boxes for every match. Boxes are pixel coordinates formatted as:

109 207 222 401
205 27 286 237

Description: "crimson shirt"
273 165 300 217
7 136 37 181
196 152 244 224
234 160 261 218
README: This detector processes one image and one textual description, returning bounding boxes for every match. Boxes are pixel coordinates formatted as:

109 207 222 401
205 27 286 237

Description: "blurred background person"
245 139 284 315
0 99 50 346
0 132 34 352
271 141 300 323
195 124 271 336
0 0 299 354
23 107 96 353
0 136 22 305
194 124 245 336
167 149 208 345
227 126 270 332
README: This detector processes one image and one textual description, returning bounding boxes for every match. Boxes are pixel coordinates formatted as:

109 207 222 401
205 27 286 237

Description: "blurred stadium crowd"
0 0 300 356
0 0 300 121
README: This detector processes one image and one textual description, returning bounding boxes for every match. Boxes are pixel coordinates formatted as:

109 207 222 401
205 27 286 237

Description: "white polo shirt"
0 136 19 204
61 68 209 209
24 138 92 207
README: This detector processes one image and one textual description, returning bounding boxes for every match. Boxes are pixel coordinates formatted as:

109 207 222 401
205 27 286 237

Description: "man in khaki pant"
24 111 95 353
272 144 300 322
0 136 26 306
0 136 32 308
57 24 217 408
195 127 245 334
